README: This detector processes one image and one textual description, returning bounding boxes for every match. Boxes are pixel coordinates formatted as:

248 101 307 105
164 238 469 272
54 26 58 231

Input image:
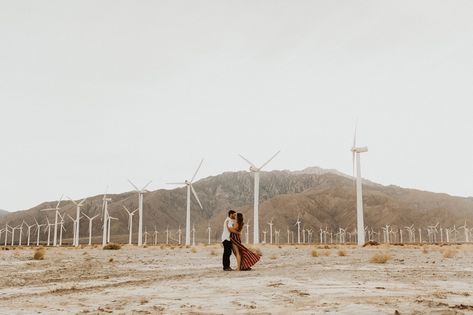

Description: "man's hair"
228 210 236 217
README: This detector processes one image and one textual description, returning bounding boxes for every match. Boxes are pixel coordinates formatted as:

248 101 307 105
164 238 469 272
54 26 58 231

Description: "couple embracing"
221 210 261 271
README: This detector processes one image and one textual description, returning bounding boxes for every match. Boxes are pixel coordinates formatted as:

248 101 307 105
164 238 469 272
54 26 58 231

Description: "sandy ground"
0 243 473 315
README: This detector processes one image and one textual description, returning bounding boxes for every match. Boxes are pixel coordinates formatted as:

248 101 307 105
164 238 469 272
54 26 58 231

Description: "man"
221 209 239 271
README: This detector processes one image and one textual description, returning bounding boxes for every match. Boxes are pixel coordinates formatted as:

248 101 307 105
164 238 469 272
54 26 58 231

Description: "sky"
1 0 473 211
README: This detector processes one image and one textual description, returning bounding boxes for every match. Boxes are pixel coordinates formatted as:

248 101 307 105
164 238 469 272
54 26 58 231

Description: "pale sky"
1 0 473 211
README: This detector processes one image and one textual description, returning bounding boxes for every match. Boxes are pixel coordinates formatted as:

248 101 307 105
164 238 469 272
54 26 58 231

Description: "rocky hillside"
1 168 472 244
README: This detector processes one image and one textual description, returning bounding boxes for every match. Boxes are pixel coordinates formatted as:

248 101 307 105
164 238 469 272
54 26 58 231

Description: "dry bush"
422 246 429 254
270 255 277 260
103 243 121 250
109 258 114 263
337 249 347 256
278 245 282 249
250 247 263 256
33 247 45 260
191 247 197 253
311 249 319 257
442 248 457 258
369 252 392 264
160 245 165 250
324 245 331 249
185 245 190 249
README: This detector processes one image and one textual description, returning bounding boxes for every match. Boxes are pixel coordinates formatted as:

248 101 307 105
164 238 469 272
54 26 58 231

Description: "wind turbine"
82 213 99 246
167 159 204 246
207 223 211 245
68 214 82 246
154 226 158 245
58 212 66 246
4 223 11 247
178 226 182 245
268 218 274 244
295 214 301 244
34 218 45 246
245 220 250 244
102 192 112 246
107 215 118 243
18 222 25 246
128 179 152 246
166 226 169 245
24 221 35 246
44 217 53 246
239 151 280 244
68 196 87 247
40 195 63 247
11 224 20 246
123 206 138 245
351 125 368 246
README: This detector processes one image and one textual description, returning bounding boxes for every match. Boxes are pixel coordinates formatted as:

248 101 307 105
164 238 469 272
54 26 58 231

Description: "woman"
231 213 261 271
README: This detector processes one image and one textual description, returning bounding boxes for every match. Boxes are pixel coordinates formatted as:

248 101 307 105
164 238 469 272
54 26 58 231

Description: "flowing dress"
231 232 261 270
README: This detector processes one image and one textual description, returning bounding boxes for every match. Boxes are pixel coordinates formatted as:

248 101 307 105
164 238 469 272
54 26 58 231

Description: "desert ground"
0 243 473 314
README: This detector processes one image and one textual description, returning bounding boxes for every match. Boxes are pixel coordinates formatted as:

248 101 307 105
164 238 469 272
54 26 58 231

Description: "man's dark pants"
222 240 232 269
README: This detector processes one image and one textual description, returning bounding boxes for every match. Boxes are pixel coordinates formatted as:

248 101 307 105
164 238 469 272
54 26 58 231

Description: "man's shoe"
223 267 233 271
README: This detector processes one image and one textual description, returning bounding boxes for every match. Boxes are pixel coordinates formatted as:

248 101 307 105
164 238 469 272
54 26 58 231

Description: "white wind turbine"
68 197 87 247
34 218 44 246
166 226 169 245
167 159 204 246
67 214 82 246
268 218 274 244
11 224 20 246
153 226 158 245
122 206 139 245
239 151 280 244
295 214 301 244
207 223 211 245
57 212 66 246
44 217 54 246
178 226 182 245
351 126 368 246
101 192 112 246
107 215 118 243
24 221 35 246
192 224 196 246
40 195 63 247
128 180 152 246
4 223 12 247
245 220 250 244
82 213 99 246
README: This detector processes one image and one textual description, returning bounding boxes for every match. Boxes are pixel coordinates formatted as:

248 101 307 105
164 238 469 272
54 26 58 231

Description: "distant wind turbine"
68 197 87 247
167 159 204 246
351 125 368 246
40 195 63 247
128 179 152 246
239 151 280 245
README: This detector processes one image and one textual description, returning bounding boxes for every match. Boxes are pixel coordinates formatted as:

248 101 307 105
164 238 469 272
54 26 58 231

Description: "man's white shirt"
221 217 235 242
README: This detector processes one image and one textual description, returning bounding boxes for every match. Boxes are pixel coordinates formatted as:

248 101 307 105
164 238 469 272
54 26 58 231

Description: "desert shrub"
311 249 319 257
269 255 277 260
33 247 45 260
422 246 429 254
103 243 121 250
442 248 457 258
250 247 263 256
369 252 391 264
338 249 347 256
109 258 114 262
191 247 197 253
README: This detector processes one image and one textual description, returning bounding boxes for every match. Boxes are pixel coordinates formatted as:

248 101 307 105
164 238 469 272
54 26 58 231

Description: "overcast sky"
1 0 472 211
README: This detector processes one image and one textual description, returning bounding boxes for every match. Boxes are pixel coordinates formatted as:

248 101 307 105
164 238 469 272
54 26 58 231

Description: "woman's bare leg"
232 243 241 270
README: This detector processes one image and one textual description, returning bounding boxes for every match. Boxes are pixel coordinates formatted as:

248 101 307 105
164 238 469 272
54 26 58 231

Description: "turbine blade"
56 194 64 209
128 179 140 192
78 198 87 206
190 185 203 209
238 154 257 168
141 180 153 191
259 150 281 170
191 159 204 183
67 196 78 205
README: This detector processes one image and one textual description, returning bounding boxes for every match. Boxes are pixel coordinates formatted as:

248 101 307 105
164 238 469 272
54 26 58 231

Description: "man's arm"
227 222 240 234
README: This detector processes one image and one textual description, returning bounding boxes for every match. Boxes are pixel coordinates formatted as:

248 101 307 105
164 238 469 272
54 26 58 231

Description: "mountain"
0 210 8 218
1 167 472 244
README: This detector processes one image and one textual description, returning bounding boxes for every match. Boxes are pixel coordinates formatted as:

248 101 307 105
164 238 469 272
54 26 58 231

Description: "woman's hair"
236 213 244 232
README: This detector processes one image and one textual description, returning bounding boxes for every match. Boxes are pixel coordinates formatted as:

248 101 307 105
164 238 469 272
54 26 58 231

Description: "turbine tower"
40 195 63 247
102 192 112 246
239 151 280 244
123 206 138 245
128 180 152 246
351 126 368 246
167 159 204 246
68 197 87 247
